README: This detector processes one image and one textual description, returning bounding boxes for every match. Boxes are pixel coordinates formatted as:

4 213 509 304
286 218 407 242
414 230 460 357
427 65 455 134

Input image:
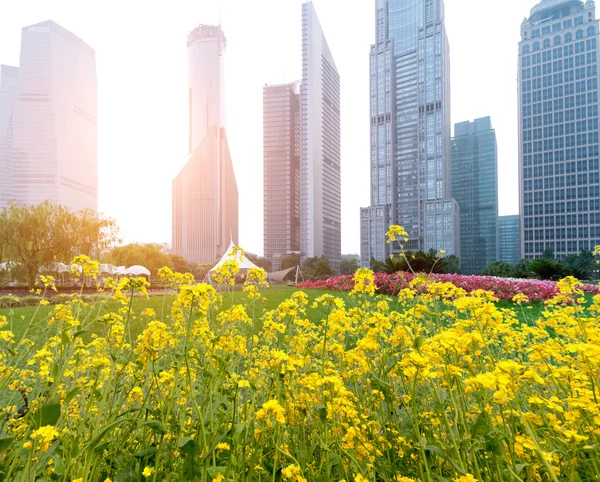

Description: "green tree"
529 258 568 281
339 259 360 275
370 257 386 273
190 263 213 282
108 243 172 278
280 253 301 271
482 261 514 278
170 254 191 274
512 259 533 279
0 201 117 288
301 257 333 281
541 247 555 259
565 250 594 280
445 255 461 274
246 254 273 272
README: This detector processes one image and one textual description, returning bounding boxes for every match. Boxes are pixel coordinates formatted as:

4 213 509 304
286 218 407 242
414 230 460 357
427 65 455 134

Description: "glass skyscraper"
263 82 301 271
0 65 18 210
499 215 522 265
451 117 498 274
6 21 98 212
172 25 238 264
301 2 341 270
519 0 600 259
361 0 459 267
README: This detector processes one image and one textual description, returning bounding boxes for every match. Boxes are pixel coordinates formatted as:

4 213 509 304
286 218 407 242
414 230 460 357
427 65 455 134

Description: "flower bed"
298 271 600 302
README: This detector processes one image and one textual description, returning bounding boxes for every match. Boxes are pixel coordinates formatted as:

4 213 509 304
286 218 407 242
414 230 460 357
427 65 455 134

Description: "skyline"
0 0 541 256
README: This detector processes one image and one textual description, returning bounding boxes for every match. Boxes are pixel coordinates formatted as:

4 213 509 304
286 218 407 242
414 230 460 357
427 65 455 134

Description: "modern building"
263 82 301 272
172 25 238 264
519 0 600 259
7 21 98 212
0 65 18 210
499 215 522 265
451 117 499 273
301 2 342 271
360 0 459 267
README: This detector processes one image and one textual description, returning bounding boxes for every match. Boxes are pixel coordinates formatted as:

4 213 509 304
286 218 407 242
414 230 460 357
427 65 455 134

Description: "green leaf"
73 330 92 340
572 471 583 482
85 418 132 454
329 452 341 467
135 446 157 458
115 468 137 482
425 445 446 458
413 335 425 351
64 388 80 406
207 467 226 478
32 402 61 428
315 404 327 422
0 437 14 450
470 411 491 438
141 420 167 435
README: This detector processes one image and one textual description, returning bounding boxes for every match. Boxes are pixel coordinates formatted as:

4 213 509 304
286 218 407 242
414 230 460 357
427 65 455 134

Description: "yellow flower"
386 224 408 243
216 442 231 451
256 399 286 426
282 464 307 482
30 425 59 452
142 466 155 478
212 474 225 482
453 475 478 482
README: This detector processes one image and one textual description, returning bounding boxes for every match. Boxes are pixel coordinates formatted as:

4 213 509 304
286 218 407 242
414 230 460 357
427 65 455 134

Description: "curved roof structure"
530 0 583 18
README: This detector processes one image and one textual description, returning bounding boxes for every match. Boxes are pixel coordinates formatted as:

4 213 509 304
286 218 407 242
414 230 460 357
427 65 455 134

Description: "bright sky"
0 0 540 256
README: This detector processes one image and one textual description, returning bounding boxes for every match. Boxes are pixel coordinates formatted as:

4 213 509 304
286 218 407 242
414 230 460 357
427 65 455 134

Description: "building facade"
451 117 499 273
301 2 342 271
519 0 600 259
263 82 301 272
8 21 98 212
499 215 522 265
0 65 18 210
360 0 459 267
172 25 239 264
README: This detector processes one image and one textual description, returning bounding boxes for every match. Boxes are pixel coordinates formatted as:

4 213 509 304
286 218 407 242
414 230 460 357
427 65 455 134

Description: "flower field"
0 257 599 481
298 271 600 303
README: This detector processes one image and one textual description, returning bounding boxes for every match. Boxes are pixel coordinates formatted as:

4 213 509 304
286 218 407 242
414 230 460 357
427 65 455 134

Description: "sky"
0 0 541 256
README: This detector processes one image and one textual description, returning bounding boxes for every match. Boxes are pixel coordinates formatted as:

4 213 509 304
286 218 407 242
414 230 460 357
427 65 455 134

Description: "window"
576 29 584 40
588 26 596 36
523 44 530 54
554 36 562 46
565 33 573 42
544 39 551 49
533 41 540 51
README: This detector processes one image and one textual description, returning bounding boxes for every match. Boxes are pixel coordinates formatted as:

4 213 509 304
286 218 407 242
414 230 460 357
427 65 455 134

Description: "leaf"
115 468 137 482
73 330 92 340
64 388 80 406
84 418 132 454
425 445 446 458
0 437 14 450
141 420 167 435
207 467 226 478
413 335 425 351
470 411 491 438
329 452 341 467
32 402 61 428
315 404 327 422
135 446 157 459
572 471 583 482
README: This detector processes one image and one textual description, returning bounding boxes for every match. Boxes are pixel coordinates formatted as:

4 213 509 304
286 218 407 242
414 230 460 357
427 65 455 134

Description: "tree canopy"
107 243 172 278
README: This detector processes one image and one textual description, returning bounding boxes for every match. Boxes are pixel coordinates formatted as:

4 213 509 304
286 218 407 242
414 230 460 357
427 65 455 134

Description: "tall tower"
172 25 239 264
451 117 499 274
0 65 18 210
10 21 98 212
519 0 600 259
360 0 459 267
263 82 301 272
301 2 342 271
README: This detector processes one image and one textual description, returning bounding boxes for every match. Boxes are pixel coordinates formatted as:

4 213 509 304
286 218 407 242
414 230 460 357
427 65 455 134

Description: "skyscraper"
499 215 521 265
301 2 342 271
519 0 600 259
451 117 499 274
263 82 301 272
8 21 98 212
0 65 18 210
172 25 238 264
360 0 459 267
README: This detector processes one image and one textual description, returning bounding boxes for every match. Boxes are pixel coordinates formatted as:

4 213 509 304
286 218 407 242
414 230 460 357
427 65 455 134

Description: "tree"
541 247 555 259
565 250 595 280
1 201 117 288
339 259 359 275
170 254 191 274
445 255 461 274
529 258 568 281
301 257 333 281
370 257 386 273
108 243 172 278
281 253 301 271
482 261 514 278
246 254 273 272
512 260 533 279
190 263 213 282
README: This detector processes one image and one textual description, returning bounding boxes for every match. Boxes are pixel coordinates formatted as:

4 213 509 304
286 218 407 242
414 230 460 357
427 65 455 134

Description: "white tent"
209 242 260 275
267 266 300 284
126 265 151 276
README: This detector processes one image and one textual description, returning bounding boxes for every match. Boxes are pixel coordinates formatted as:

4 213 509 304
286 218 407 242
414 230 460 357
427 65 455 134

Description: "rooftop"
529 0 584 22
186 24 227 48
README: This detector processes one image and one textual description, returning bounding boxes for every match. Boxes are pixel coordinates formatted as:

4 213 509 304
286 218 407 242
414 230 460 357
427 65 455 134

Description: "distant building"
499 215 521 265
519 0 600 259
0 65 18 209
7 21 98 211
360 0 459 267
451 117 499 273
301 2 342 271
172 25 238 264
263 82 301 272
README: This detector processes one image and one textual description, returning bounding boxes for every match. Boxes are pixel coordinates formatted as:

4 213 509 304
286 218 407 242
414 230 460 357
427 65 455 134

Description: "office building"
263 82 301 272
0 65 18 209
172 25 239 264
301 2 342 270
499 215 521 265
8 21 98 211
519 0 600 258
451 117 499 273
360 0 459 267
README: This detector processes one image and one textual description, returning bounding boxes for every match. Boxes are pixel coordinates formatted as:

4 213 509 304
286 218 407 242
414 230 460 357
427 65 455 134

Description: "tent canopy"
209 242 260 273
126 265 151 276
267 266 297 283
